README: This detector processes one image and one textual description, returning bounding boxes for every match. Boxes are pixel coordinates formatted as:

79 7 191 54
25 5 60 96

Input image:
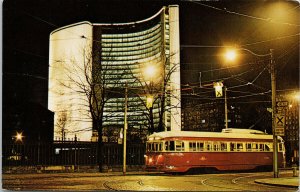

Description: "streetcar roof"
147 128 278 141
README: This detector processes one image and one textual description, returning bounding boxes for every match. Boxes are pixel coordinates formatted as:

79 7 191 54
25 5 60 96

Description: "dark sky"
3 0 300 108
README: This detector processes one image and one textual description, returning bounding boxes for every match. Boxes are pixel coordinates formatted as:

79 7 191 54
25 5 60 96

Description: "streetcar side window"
176 141 185 151
230 143 235 151
213 142 220 151
165 141 175 151
169 141 175 151
236 143 243 151
198 142 204 151
252 143 258 151
246 143 252 151
259 144 264 151
206 142 211 151
220 142 227 151
189 142 197 152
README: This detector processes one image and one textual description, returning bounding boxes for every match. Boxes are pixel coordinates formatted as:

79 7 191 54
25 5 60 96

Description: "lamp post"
224 48 278 178
123 81 128 175
224 86 228 129
144 65 156 134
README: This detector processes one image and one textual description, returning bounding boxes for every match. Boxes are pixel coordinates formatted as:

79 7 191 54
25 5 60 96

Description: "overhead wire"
189 0 300 27
7 4 299 104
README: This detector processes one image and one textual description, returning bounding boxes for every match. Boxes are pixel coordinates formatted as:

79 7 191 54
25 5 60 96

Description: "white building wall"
169 5 181 131
48 22 93 141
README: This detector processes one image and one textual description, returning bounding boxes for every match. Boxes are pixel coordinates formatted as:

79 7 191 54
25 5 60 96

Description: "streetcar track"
200 173 277 191
103 179 144 191
201 177 242 191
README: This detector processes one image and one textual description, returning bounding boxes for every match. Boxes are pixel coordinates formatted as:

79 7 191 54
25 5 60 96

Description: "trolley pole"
123 81 128 175
270 49 278 178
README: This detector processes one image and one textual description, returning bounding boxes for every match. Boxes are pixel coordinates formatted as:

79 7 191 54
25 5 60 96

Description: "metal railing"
3 141 145 167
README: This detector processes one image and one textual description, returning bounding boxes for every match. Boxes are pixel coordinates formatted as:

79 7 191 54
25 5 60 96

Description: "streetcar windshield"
146 142 163 152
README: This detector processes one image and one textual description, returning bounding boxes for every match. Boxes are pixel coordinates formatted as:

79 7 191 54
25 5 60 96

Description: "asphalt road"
2 171 297 191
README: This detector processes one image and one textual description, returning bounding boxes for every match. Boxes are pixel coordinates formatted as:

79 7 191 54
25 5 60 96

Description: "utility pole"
224 86 228 129
123 81 128 175
270 49 278 178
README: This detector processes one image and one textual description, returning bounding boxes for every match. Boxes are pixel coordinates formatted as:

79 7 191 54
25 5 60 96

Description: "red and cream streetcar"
145 128 285 173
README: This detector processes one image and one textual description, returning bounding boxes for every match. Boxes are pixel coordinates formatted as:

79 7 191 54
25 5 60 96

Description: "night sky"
3 0 300 114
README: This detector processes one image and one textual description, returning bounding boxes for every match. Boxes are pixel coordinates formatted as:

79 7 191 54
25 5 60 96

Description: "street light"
15 132 24 142
224 47 279 178
224 50 237 62
144 65 156 80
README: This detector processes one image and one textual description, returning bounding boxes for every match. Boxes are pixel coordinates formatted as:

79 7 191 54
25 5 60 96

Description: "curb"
254 180 299 188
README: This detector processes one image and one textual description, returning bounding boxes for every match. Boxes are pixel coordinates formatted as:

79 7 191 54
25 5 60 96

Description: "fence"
3 141 145 168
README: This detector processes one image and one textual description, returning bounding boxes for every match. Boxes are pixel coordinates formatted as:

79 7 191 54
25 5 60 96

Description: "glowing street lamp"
224 49 237 62
144 65 156 79
15 132 23 142
294 92 300 101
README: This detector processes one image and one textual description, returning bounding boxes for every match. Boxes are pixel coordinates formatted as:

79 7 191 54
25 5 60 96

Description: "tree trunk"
95 119 104 172
97 136 103 172
158 84 166 132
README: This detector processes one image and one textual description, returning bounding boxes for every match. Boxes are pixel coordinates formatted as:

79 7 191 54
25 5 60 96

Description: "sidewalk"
255 176 299 188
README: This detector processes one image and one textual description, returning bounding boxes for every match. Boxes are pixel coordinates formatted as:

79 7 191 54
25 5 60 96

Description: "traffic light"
213 82 223 97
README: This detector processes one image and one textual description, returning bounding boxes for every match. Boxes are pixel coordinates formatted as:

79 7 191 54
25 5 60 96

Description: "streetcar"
145 128 285 173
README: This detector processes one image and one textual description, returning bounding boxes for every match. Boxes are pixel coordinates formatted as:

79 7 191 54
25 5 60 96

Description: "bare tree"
55 111 68 141
60 44 125 172
128 54 180 134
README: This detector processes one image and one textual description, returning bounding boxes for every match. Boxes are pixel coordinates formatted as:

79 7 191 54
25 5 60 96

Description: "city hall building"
48 5 181 141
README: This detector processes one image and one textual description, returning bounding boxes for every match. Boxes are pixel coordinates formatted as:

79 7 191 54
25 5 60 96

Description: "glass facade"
98 8 171 132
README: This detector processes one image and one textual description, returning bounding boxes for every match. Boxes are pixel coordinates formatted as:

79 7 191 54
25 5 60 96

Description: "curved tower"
48 5 181 141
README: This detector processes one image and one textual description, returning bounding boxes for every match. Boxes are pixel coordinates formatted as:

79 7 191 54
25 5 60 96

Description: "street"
2 171 298 191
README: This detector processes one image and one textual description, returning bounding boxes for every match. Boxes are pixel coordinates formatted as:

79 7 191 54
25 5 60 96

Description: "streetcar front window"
147 142 163 152
278 143 283 152
265 144 271 151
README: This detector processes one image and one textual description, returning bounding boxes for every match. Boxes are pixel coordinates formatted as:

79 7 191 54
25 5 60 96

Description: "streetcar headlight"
149 158 153 163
